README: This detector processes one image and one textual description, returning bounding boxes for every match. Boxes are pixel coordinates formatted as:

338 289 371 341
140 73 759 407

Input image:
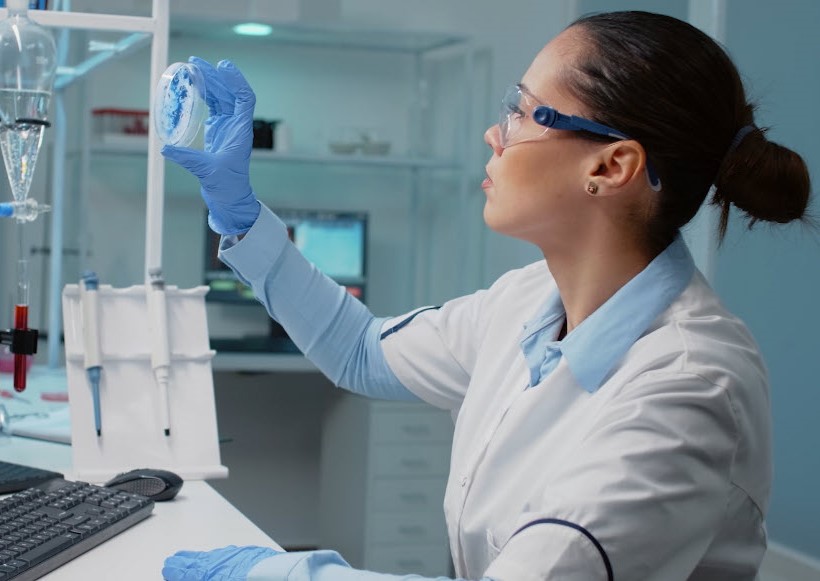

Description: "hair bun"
713 126 811 236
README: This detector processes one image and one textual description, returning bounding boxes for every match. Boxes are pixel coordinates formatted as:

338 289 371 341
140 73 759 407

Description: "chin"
483 207 514 237
482 204 500 232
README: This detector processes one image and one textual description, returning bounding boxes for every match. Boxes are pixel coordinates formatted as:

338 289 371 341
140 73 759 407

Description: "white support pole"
144 0 169 283
46 95 66 367
46 3 72 368
686 0 727 282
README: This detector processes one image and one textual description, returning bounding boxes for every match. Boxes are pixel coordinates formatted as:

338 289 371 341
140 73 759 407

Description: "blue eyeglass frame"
517 84 662 191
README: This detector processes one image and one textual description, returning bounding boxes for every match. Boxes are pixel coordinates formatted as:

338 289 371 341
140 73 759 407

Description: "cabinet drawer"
371 411 453 444
367 512 447 545
370 477 445 513
371 443 450 477
365 543 451 576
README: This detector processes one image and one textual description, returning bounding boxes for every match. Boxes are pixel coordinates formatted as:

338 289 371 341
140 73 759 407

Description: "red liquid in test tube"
13 304 28 392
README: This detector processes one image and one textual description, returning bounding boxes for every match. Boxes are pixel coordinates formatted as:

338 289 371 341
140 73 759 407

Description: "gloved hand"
162 545 280 581
161 56 260 236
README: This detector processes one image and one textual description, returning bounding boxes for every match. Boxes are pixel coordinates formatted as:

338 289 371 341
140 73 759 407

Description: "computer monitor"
204 208 368 352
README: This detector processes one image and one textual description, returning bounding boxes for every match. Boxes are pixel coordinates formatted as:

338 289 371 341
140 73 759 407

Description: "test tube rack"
61 282 227 482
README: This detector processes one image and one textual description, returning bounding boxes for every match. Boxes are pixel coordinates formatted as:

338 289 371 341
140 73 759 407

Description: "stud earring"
586 182 599 195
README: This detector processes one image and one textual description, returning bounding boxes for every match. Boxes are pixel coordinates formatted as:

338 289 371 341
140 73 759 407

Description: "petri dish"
152 62 206 147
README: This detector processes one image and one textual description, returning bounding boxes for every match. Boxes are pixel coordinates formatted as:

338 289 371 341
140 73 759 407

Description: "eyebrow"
517 82 545 104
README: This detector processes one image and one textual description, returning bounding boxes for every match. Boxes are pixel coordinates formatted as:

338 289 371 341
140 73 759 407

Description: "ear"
587 140 647 196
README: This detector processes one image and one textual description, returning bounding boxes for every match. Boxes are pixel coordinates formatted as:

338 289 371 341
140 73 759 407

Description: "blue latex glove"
161 56 260 236
162 545 279 581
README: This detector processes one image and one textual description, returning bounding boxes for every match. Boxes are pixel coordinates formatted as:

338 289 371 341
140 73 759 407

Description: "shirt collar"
521 235 695 393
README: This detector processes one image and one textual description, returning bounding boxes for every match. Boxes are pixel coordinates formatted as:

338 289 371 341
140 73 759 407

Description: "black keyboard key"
0 461 63 494
16 534 75 567
0 475 154 579
63 515 88 527
6 560 27 572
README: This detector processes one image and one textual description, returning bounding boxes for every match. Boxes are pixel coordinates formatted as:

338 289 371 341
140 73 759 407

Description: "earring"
586 182 599 195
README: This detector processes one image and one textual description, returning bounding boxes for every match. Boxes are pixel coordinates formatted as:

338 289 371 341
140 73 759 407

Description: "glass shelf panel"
0 9 157 90
171 18 467 54
88 139 461 170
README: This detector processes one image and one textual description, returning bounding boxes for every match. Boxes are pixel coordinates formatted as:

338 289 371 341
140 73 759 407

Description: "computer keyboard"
0 461 64 495
0 477 154 580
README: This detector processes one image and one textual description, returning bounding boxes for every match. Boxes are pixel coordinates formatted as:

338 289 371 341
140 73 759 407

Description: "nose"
484 124 504 156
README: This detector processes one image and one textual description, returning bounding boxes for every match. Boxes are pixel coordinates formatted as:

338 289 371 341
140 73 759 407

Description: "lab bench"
207 368 455 576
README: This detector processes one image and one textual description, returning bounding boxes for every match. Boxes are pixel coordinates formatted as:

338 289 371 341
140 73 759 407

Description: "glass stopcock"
153 62 206 147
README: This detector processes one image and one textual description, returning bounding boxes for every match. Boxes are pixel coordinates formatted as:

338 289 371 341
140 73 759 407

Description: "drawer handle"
399 492 428 503
398 525 426 536
400 459 429 470
401 425 431 436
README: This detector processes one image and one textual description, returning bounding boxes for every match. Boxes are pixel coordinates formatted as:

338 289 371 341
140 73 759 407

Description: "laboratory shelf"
0 8 156 33
250 150 462 170
0 8 157 91
171 17 467 54
211 352 318 373
89 140 462 170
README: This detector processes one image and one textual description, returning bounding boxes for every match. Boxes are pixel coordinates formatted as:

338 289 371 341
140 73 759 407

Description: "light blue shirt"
520 234 695 391
248 551 474 580
220 204 416 401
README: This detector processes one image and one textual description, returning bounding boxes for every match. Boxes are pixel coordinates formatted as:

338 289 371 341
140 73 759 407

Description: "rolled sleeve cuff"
219 203 290 281
247 551 308 579
484 519 612 581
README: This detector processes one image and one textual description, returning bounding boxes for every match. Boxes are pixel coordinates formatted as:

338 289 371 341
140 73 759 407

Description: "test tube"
13 257 29 392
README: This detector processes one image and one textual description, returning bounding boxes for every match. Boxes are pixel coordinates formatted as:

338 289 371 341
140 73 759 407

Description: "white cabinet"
319 393 454 576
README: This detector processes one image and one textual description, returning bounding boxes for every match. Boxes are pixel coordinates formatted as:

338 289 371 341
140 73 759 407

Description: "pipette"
147 269 172 437
81 272 103 437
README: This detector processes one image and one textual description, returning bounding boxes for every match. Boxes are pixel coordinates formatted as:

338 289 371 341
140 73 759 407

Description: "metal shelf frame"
22 0 170 366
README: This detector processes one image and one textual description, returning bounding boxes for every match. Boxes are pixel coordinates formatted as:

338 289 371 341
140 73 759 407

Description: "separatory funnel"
0 0 57 393
0 0 57 205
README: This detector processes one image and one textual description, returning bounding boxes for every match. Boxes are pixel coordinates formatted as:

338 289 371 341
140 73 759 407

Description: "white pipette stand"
62 282 228 483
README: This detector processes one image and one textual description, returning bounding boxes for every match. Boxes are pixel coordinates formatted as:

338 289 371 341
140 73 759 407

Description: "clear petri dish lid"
153 62 206 147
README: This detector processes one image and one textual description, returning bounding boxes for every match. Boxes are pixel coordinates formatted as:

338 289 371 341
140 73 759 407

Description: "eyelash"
506 104 525 118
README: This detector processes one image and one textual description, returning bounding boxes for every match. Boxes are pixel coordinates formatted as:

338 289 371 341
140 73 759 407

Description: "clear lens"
498 84 548 148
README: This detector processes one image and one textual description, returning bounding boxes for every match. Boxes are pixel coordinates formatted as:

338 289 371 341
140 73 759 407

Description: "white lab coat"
380 260 771 581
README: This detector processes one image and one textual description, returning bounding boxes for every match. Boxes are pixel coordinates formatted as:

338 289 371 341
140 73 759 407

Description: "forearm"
219 205 418 401
249 550 491 581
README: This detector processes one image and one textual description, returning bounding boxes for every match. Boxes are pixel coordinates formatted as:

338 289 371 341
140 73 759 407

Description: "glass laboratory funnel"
0 0 56 203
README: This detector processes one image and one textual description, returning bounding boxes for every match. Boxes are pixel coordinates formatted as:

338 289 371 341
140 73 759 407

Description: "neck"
543 232 658 334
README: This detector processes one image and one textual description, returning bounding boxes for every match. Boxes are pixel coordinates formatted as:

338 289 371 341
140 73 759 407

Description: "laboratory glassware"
153 62 207 147
0 0 57 203
0 0 57 393
0 198 51 222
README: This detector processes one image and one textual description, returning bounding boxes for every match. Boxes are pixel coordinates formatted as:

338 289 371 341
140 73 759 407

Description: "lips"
482 168 493 189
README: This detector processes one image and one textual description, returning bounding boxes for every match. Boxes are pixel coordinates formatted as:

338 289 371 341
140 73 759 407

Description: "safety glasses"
499 83 661 190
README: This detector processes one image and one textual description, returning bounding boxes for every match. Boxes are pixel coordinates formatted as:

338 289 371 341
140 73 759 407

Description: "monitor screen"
204 208 367 304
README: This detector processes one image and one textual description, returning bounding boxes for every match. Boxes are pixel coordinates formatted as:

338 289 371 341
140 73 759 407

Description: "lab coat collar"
521 235 695 393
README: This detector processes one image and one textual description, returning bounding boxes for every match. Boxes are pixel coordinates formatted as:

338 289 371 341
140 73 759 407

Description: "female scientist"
160 10 811 581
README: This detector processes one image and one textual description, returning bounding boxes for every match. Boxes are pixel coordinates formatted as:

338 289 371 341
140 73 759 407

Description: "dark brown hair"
564 11 811 248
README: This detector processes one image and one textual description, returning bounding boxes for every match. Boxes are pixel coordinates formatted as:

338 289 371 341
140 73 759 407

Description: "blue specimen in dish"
154 62 204 146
